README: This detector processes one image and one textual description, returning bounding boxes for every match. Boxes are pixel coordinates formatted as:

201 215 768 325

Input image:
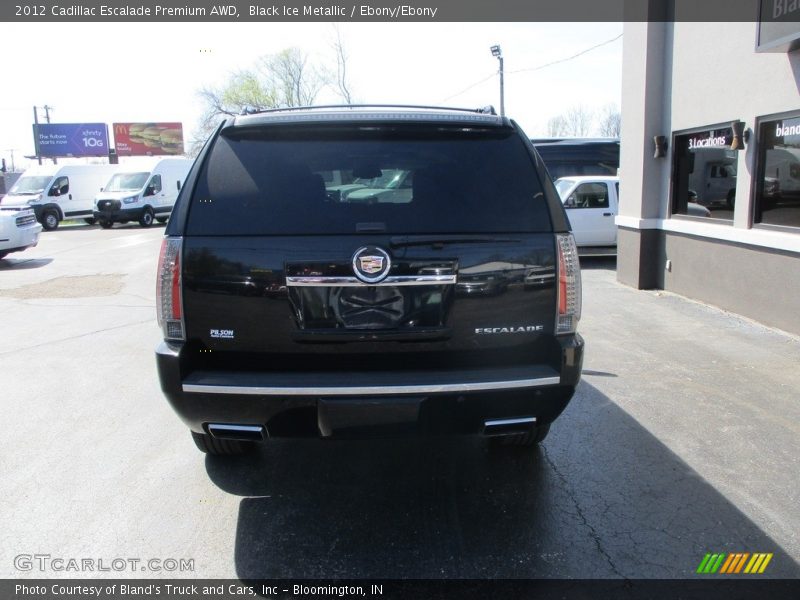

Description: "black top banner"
4 579 800 600
0 0 788 22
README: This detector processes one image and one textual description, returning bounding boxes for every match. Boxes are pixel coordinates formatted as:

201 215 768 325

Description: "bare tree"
546 105 594 137
597 103 621 137
332 25 354 104
563 105 594 137
256 48 327 108
547 115 568 137
190 49 328 156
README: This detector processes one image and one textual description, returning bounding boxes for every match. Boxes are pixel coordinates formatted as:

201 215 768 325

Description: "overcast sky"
0 22 622 170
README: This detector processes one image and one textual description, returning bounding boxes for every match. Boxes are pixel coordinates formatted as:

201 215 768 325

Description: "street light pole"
490 45 505 117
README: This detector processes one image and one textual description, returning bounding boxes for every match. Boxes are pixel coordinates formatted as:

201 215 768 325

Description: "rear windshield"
186 125 552 235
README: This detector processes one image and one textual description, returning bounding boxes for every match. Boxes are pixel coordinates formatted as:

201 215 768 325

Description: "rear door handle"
603 212 613 216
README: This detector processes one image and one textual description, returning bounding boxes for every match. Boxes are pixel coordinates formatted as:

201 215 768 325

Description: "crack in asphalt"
540 444 628 579
14 301 152 308
0 318 154 356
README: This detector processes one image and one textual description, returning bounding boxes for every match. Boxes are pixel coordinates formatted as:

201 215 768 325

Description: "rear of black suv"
155 107 583 455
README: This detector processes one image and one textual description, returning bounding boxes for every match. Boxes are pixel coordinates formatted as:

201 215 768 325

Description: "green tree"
190 48 332 156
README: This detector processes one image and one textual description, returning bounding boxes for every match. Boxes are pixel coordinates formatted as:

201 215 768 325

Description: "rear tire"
156 216 168 224
191 431 252 455
42 210 59 231
727 190 735 210
139 207 154 228
490 423 551 447
99 220 113 229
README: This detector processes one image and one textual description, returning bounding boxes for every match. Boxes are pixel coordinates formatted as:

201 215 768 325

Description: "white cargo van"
93 158 193 228
0 164 120 230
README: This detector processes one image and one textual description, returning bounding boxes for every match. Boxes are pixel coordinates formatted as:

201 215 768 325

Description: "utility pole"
5 149 17 172
33 106 42 165
33 105 56 165
42 105 56 165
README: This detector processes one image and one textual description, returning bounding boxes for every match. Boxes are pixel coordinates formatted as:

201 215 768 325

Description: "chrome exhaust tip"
482 416 536 437
207 423 266 442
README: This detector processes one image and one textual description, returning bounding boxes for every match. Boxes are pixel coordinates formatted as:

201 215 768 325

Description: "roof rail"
239 104 499 117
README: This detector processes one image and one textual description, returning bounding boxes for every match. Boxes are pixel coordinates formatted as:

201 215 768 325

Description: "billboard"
113 122 184 156
34 123 109 157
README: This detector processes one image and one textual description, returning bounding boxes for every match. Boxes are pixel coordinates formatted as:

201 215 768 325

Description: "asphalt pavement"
0 223 798 580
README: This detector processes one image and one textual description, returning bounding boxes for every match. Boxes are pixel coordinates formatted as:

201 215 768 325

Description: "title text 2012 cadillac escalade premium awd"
155 106 584 455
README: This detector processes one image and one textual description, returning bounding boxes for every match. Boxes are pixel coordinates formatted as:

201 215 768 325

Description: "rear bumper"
156 334 584 438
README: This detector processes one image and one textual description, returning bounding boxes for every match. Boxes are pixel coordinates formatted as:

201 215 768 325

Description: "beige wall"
618 16 800 333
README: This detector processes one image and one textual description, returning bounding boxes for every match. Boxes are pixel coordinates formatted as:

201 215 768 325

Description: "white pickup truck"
554 175 710 253
0 205 43 260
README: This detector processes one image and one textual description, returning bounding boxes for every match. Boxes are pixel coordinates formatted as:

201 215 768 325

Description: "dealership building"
618 12 800 335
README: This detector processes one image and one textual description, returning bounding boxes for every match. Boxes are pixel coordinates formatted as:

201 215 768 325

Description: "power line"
440 71 497 103
440 33 623 104
508 33 623 75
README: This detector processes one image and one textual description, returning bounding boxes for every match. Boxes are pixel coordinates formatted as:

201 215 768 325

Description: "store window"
672 126 737 221
754 113 800 230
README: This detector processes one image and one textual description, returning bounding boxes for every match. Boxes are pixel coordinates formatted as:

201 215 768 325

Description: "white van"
1 164 121 230
93 158 193 228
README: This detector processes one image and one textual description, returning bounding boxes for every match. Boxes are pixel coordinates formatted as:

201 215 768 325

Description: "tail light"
156 236 184 341
556 233 582 334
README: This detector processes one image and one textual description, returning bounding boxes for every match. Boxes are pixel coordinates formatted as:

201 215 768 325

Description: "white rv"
687 148 738 208
93 158 193 228
1 164 121 230
764 147 800 198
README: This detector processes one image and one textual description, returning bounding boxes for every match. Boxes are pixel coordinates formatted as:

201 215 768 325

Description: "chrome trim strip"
286 274 456 287
484 417 537 427
183 376 560 396
207 424 264 433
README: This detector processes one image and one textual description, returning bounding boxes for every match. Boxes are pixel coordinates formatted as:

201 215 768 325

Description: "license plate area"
317 396 424 438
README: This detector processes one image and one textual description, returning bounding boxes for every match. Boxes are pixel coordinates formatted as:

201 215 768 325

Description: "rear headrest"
412 166 460 203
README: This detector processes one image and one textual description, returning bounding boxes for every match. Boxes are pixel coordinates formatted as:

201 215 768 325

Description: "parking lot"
1 223 798 579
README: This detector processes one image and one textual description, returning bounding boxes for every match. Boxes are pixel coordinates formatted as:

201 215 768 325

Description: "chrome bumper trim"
286 274 456 287
183 376 560 396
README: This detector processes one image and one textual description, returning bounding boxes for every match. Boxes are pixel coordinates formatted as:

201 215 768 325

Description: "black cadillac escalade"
155 105 584 455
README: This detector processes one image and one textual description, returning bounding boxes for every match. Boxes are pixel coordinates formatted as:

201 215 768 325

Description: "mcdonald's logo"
696 552 773 574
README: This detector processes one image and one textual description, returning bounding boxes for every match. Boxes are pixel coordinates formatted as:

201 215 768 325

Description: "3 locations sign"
34 123 108 157
113 122 184 156
686 128 734 151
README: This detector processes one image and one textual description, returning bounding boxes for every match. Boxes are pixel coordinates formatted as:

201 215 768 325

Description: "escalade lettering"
475 326 544 334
